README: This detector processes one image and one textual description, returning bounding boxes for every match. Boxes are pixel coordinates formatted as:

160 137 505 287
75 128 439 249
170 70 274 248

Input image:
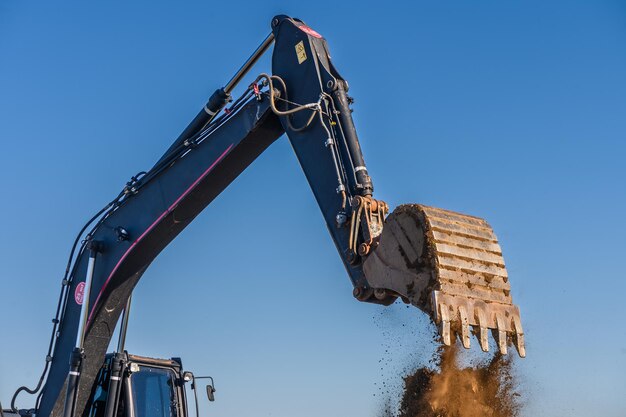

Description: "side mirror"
206 385 216 402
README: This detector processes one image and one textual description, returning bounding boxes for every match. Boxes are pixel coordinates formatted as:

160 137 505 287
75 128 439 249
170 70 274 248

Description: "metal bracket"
347 196 388 263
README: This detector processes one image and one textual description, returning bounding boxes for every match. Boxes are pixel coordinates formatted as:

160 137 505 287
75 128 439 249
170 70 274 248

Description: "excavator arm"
21 15 524 417
37 94 284 417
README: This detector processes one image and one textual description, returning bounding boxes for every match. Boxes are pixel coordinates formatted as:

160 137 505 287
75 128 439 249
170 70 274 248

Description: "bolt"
374 288 387 300
336 212 348 228
115 227 130 242
346 251 359 265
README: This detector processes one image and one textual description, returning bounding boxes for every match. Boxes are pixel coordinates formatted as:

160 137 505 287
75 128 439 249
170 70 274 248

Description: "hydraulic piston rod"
102 296 133 417
116 295 132 354
224 32 275 94
155 32 275 165
62 241 99 417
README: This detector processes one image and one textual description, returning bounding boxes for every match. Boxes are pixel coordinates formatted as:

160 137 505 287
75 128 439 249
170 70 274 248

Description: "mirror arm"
191 376 216 405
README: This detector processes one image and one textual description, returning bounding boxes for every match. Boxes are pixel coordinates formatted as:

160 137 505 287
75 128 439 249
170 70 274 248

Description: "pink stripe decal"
87 144 234 326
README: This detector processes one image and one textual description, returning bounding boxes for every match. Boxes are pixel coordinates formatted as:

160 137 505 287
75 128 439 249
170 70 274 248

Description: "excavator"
2 15 525 417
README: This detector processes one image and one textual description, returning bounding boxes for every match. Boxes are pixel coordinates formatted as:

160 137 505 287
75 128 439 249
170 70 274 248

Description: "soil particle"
398 345 521 417
374 305 523 417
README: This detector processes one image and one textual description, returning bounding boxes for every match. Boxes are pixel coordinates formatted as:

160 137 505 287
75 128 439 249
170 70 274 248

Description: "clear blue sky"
1 1 625 416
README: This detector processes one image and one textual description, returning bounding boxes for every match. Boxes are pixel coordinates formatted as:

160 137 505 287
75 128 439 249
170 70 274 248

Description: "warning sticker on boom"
297 24 323 39
295 41 307 64
75 282 85 305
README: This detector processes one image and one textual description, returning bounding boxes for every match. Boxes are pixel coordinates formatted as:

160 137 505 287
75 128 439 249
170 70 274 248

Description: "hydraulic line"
252 73 320 116
328 83 372 196
11 193 124 412
327 98 355 183
263 75 317 132
348 200 364 256
252 74 348 208
317 103 348 209
324 94 360 190
13 84 259 412
320 96 350 203
155 32 275 167
140 89 256 189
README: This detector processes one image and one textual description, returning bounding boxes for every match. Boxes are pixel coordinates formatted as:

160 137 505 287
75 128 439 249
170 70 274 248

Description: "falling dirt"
397 345 522 417
373 305 524 417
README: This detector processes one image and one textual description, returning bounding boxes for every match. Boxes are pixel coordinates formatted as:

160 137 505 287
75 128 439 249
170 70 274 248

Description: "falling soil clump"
397 345 521 417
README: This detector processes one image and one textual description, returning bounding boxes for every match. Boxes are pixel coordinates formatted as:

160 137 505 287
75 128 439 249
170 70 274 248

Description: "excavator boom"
11 14 524 417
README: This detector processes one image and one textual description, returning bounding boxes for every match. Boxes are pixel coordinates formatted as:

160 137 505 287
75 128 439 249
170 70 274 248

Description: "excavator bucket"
362 204 525 357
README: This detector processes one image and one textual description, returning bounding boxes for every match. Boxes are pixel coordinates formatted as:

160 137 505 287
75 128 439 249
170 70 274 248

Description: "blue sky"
1 1 625 416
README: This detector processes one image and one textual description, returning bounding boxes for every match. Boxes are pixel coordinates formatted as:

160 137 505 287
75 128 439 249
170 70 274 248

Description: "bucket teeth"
458 305 471 349
494 313 508 355
438 302 452 346
512 313 526 358
475 308 489 352
361 203 526 357
431 290 524 357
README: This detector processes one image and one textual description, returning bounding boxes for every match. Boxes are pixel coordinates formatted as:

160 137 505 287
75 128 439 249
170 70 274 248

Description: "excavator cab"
83 353 213 417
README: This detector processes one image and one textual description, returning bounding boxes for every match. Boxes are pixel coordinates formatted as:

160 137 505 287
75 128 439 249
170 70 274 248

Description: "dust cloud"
374 305 523 417
397 345 521 417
